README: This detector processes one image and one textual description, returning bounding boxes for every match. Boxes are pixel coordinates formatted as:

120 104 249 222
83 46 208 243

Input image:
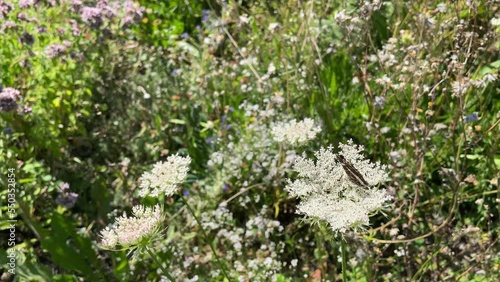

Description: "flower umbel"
286 140 391 232
100 204 162 249
271 118 321 145
139 154 191 197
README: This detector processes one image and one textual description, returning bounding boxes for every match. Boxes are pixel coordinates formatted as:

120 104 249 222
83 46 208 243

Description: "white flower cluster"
271 118 321 146
99 153 191 252
286 140 391 232
174 205 285 280
100 204 162 249
139 154 191 197
207 101 297 191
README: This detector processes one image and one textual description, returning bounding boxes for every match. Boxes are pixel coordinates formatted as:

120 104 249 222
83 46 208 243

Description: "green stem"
181 196 231 280
341 237 348 282
146 247 174 281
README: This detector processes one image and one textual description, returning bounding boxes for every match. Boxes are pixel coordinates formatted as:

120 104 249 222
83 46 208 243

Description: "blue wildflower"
465 112 479 123
201 10 210 23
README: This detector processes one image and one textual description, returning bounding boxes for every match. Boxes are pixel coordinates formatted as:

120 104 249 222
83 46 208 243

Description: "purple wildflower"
15 12 37 22
80 6 102 27
121 14 133 27
56 192 79 209
55 182 78 209
97 0 117 19
69 19 81 36
18 0 34 8
0 1 13 19
17 12 28 21
1 21 17 33
69 0 82 12
0 87 21 112
122 0 144 26
45 43 69 59
37 25 47 34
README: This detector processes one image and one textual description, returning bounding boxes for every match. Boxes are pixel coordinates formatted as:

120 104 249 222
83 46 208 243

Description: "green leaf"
489 60 500 68
153 114 164 131
16 260 53 282
177 41 200 58
460 154 481 160
182 232 198 240
38 213 106 280
275 274 291 282
52 97 61 108
19 178 36 184
52 275 80 282
169 119 186 125
41 174 52 182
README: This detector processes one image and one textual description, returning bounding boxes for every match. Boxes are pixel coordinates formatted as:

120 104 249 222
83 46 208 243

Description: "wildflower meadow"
1 0 499 281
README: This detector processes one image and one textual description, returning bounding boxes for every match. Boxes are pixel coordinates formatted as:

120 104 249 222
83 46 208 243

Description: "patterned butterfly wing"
336 154 370 187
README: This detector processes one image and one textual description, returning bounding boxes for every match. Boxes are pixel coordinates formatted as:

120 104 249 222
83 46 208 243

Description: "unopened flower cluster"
286 140 391 232
271 118 321 146
138 154 191 197
100 204 162 249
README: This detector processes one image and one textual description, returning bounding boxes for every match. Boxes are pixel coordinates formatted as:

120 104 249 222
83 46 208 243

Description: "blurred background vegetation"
0 0 498 281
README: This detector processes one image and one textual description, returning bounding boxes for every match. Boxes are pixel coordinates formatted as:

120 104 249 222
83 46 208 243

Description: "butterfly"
336 154 370 188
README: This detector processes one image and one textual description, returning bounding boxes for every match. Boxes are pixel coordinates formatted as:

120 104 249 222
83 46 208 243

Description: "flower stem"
341 237 348 282
146 247 174 281
181 196 231 280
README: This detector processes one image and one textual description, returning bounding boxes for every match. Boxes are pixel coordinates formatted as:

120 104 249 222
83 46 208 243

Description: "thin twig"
220 183 263 206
